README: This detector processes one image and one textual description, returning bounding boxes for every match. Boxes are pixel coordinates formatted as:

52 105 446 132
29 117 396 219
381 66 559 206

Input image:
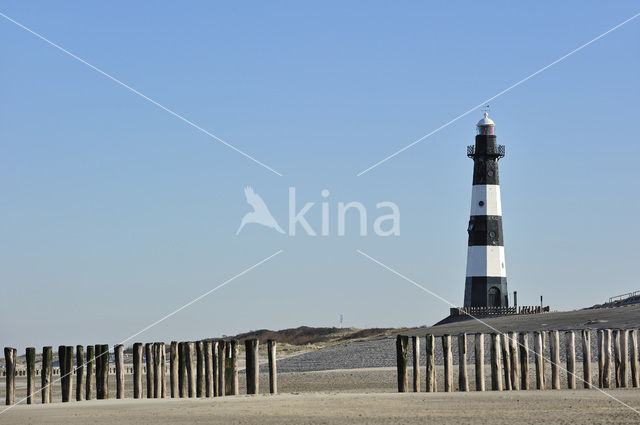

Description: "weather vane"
482 104 490 115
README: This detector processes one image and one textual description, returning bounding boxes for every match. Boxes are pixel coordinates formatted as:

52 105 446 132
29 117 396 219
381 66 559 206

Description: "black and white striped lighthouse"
463 112 508 308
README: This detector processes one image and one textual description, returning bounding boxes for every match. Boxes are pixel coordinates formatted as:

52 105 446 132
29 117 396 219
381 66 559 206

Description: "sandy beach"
2 389 639 424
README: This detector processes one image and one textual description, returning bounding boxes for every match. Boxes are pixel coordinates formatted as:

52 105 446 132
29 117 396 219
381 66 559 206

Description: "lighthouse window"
487 170 494 177
478 201 485 207
489 231 496 238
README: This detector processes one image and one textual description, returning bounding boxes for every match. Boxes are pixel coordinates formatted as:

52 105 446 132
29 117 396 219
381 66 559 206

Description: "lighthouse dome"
476 112 494 127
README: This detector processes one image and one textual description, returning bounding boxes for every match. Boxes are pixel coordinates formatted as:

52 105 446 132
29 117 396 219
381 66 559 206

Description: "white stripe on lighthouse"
470 184 502 216
465 245 507 277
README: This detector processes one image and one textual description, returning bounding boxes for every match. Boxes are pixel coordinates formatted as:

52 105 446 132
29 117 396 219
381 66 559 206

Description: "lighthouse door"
488 287 501 307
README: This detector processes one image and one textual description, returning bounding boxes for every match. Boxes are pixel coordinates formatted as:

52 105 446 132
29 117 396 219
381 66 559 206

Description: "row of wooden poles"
396 329 640 392
4 339 278 405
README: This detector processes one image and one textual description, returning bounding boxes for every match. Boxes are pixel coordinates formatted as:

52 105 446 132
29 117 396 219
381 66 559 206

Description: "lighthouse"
463 112 508 308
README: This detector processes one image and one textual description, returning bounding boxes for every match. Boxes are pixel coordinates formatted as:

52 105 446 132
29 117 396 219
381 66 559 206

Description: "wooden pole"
613 329 621 387
458 334 468 392
500 334 511 390
565 331 576 389
598 330 604 388
412 336 421 392
169 341 178 398
186 342 196 397
518 333 529 390
509 332 520 390
490 333 502 391
620 329 628 388
85 345 94 401
145 343 154 398
26 347 36 404
196 341 204 397
549 331 560 389
160 342 166 398
534 331 545 390
396 335 409 392
115 344 124 399
425 334 437 392
41 346 52 404
245 339 260 395
582 330 592 389
94 345 102 399
211 341 218 397
133 343 143 399
230 340 239 395
603 329 612 388
631 329 639 388
217 341 226 396
153 343 161 398
267 339 277 394
178 342 186 397
4 347 16 405
61 346 73 402
101 344 109 399
75 345 84 401
204 340 213 397
475 333 485 391
442 335 453 392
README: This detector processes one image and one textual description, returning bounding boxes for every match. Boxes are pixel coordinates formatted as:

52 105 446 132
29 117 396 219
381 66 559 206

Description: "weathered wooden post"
442 335 453 392
154 343 162 398
267 340 277 394
4 347 16 405
196 341 204 397
603 329 612 388
597 330 605 388
115 344 124 399
217 341 226 396
186 342 196 397
534 331 545 390
75 345 84 401
168 341 177 398
475 333 485 391
203 340 213 397
613 329 622 387
490 333 502 391
549 331 560 389
61 345 73 402
620 329 629 388
412 336 421 392
133 343 143 398
41 346 53 403
425 334 437 392
582 330 592 389
211 341 218 396
160 342 166 398
26 347 36 404
99 344 109 399
145 343 154 398
500 334 512 390
509 332 520 390
458 334 468 392
565 331 576 389
631 329 639 388
245 339 260 395
85 345 94 401
518 333 529 390
230 340 240 395
178 342 187 397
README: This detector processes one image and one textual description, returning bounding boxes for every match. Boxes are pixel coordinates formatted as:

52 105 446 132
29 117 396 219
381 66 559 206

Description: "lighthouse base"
463 277 508 308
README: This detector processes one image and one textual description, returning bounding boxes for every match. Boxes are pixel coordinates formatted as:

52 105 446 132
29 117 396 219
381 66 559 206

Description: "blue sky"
1 1 639 351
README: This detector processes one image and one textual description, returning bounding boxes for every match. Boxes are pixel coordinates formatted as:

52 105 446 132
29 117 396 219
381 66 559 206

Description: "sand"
1 389 639 424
